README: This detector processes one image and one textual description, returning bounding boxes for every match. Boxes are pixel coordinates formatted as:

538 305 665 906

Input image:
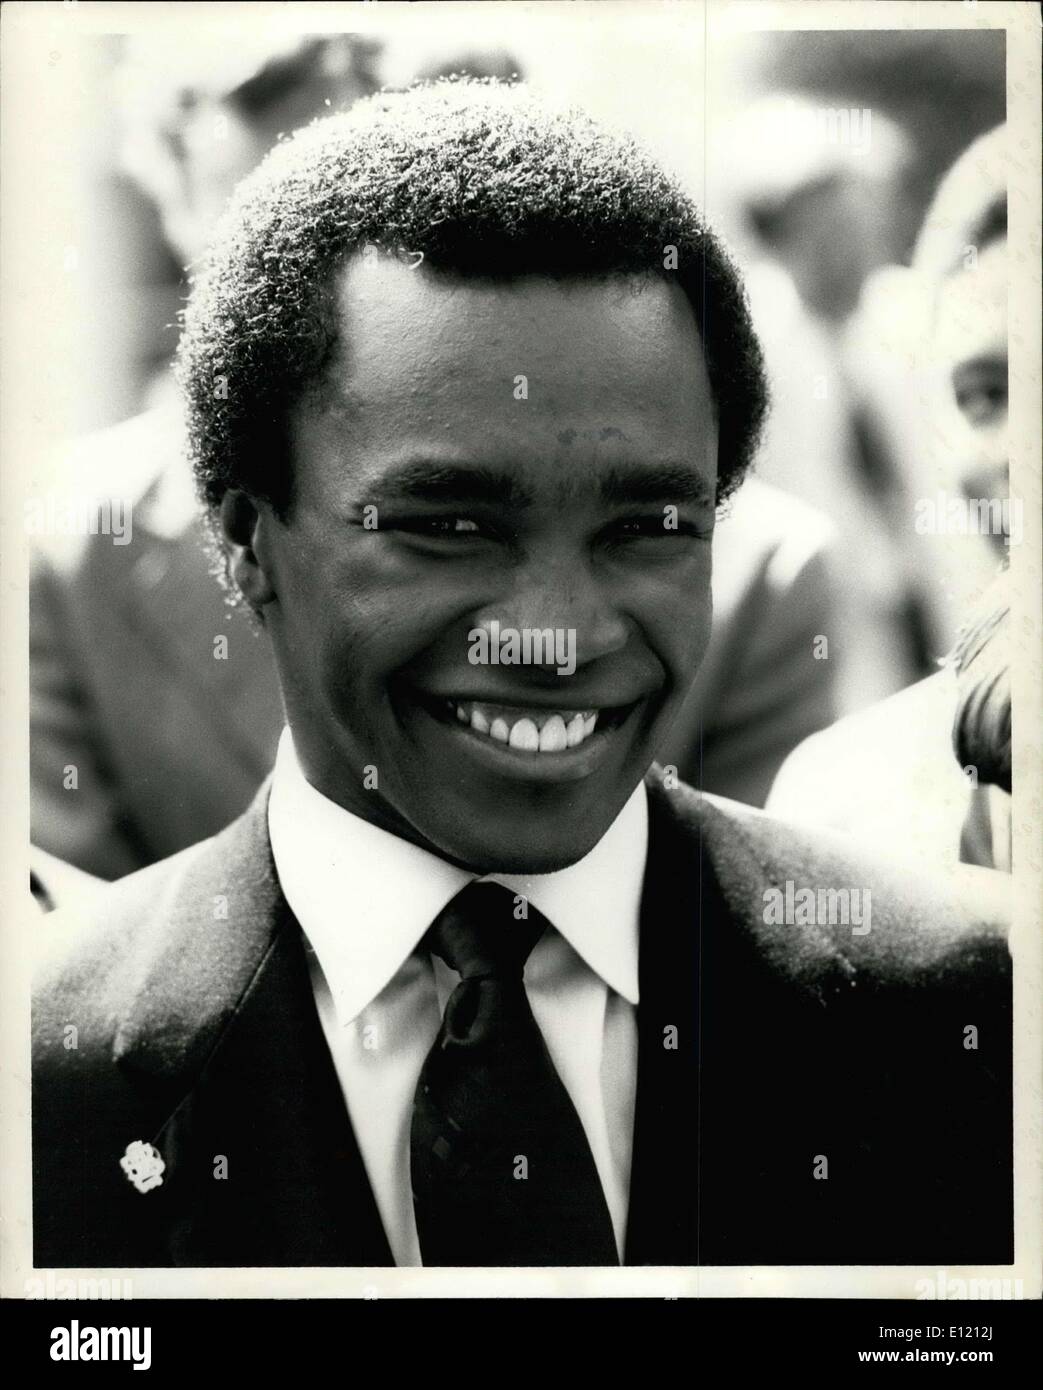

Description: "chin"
435 824 608 878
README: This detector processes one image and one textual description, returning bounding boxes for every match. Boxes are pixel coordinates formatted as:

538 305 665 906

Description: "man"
33 83 1011 1269
31 45 838 889
767 126 1012 868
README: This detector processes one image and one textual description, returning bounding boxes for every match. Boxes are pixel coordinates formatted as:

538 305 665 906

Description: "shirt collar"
267 727 645 1026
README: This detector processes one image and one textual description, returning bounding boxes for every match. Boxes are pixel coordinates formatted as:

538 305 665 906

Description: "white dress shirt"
267 727 647 1265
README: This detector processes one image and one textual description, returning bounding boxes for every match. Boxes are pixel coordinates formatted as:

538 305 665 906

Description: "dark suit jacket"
30 403 836 880
32 769 1012 1268
29 411 284 880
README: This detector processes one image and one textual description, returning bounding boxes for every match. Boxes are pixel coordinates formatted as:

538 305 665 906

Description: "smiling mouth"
421 695 637 755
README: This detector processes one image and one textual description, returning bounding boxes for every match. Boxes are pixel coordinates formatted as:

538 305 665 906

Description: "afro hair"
176 78 768 522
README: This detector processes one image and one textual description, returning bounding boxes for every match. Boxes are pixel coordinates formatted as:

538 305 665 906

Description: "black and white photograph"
1 0 1040 1358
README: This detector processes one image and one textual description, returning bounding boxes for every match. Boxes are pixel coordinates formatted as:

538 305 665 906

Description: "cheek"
961 425 1009 483
676 601 713 676
639 553 714 675
299 573 465 715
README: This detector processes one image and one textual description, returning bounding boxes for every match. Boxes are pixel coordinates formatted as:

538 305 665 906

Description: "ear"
218 490 278 609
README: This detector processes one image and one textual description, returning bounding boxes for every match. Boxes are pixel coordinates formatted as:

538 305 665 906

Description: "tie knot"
426 881 545 980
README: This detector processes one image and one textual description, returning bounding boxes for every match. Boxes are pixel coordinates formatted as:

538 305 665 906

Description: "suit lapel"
114 784 392 1266
624 768 717 1264
150 924 393 1266
625 772 864 1266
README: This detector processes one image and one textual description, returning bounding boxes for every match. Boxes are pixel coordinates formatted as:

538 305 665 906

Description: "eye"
952 361 1007 428
617 517 661 537
955 384 1007 428
423 517 481 536
611 515 709 541
393 516 486 538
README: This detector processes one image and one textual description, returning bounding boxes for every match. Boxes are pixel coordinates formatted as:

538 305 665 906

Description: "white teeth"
446 699 605 753
538 715 568 752
508 718 540 751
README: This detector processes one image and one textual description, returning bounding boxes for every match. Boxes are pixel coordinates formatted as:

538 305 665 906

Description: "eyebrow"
598 464 715 508
367 463 533 508
366 459 714 510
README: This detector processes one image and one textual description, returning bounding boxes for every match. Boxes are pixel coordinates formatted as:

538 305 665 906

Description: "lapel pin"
119 1140 166 1193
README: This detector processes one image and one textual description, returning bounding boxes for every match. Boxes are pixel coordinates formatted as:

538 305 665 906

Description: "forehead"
295 256 717 499
935 239 1007 367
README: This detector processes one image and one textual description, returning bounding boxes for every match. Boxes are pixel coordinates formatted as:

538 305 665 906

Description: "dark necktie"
410 880 619 1266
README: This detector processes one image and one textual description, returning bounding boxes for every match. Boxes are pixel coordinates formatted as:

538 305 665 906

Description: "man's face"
253 258 718 873
934 238 1008 517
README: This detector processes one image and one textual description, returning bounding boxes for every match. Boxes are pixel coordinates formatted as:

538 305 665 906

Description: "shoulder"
765 671 972 854
33 840 213 1059
712 477 836 604
30 405 194 582
722 476 836 547
773 671 958 781
645 765 1008 988
33 782 280 1071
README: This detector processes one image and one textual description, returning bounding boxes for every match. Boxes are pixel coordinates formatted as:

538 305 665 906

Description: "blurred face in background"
139 41 375 263
749 173 901 324
934 236 1008 533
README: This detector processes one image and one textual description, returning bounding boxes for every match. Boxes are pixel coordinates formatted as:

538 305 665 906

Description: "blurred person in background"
29 35 382 884
30 31 840 894
767 128 1013 871
723 93 942 712
908 121 1014 631
769 569 1012 872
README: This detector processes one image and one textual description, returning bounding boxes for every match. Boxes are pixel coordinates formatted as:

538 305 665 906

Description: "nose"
473 552 630 670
